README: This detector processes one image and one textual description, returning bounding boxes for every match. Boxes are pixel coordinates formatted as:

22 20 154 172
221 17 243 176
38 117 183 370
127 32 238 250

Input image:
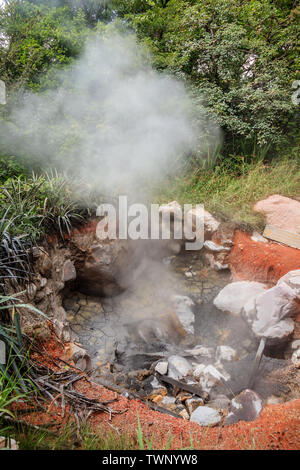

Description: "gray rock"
292 348 300 365
213 281 266 316
208 394 231 411
216 345 237 362
190 406 222 426
225 389 262 425
167 355 192 380
155 361 168 375
62 260 76 282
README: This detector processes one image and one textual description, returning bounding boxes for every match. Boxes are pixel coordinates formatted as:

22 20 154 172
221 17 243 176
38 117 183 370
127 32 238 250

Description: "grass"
155 158 300 230
3 421 139 450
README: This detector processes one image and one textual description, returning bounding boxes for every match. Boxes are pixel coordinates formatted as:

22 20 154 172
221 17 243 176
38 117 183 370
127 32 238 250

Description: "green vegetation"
156 158 300 229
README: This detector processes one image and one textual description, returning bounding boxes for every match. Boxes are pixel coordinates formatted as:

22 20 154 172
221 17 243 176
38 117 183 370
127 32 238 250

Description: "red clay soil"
18 334 300 451
228 230 300 285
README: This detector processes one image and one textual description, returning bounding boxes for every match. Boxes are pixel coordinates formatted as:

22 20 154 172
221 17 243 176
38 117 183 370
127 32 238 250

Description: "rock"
204 241 230 252
205 253 229 271
185 345 214 359
197 365 229 393
186 208 220 242
155 361 168 375
53 319 71 342
167 355 192 380
190 406 222 426
26 283 37 300
254 195 300 236
277 270 300 298
186 397 204 415
66 343 91 371
249 282 297 341
213 281 266 316
208 395 231 411
251 231 268 243
179 408 190 420
225 389 263 425
0 437 18 450
193 364 206 379
291 339 300 350
292 348 300 366
62 260 76 282
266 395 284 405
171 295 195 335
216 345 237 362
161 396 176 406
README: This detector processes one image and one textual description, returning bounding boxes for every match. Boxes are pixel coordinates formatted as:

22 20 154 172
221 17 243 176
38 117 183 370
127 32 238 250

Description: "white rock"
213 281 266 316
185 345 213 358
155 361 168 375
292 348 300 366
251 282 297 340
216 345 237 362
291 339 300 351
198 365 229 393
193 364 206 379
277 270 300 298
167 355 192 380
204 240 230 252
171 295 195 335
190 406 222 426
251 231 268 243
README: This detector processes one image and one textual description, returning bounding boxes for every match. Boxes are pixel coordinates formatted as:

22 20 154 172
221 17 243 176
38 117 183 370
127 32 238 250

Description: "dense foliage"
112 0 300 152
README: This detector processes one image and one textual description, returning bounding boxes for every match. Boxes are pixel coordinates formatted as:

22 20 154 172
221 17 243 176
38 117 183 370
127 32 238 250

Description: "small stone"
216 345 237 362
155 361 168 375
190 406 222 426
27 283 37 300
168 355 192 380
225 389 263 425
62 260 76 282
291 340 300 351
292 348 300 366
178 409 189 420
251 232 268 243
186 397 204 415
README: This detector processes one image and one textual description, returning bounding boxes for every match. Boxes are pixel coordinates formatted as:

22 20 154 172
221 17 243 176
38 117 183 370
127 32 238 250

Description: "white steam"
3 33 220 196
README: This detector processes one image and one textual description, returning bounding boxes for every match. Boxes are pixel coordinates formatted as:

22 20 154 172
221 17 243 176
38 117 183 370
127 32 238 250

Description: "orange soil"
228 230 300 285
15 335 299 450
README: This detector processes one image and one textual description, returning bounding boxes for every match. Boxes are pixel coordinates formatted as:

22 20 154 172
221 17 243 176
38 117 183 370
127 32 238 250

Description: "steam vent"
24 200 300 433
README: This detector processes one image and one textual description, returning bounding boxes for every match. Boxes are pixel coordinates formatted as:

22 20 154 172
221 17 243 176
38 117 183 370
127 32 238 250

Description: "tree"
113 0 300 152
0 1 89 91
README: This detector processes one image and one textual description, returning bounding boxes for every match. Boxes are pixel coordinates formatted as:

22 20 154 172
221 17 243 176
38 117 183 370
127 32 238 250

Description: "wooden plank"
263 224 300 250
